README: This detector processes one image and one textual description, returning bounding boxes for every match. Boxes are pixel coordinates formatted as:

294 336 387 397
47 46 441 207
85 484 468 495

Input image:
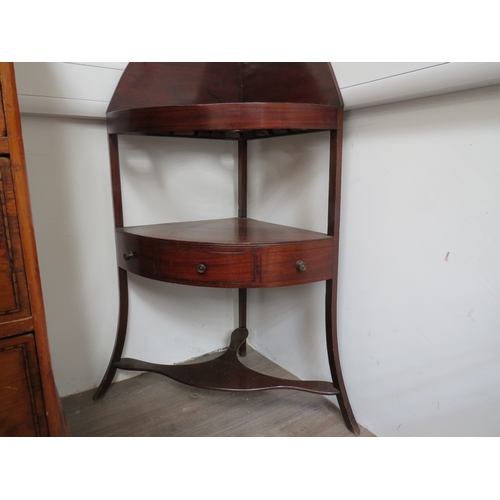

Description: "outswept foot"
93 268 129 400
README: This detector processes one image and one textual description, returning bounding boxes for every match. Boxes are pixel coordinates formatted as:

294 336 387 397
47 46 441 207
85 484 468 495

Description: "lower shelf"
115 327 338 395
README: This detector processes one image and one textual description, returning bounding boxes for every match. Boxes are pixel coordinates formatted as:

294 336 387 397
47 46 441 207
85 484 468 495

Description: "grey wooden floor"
62 348 374 437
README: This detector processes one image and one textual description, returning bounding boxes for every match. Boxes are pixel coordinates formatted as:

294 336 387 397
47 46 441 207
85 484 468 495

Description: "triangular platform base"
114 327 339 395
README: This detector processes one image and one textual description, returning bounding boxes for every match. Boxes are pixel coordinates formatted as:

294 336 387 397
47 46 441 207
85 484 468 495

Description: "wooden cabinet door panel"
0 334 49 436
0 158 30 327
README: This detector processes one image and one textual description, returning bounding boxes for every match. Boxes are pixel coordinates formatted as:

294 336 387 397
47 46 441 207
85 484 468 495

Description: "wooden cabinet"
0 157 30 321
94 63 359 434
0 334 48 436
0 63 69 436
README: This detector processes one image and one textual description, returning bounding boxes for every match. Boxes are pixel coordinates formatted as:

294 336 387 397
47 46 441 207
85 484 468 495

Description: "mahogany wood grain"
107 103 338 137
157 247 256 285
107 62 341 112
107 63 243 112
260 245 333 285
241 62 342 106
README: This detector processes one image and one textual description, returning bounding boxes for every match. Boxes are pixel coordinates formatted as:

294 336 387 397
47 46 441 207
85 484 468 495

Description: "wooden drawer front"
157 248 255 286
0 334 49 437
261 245 333 285
0 158 30 326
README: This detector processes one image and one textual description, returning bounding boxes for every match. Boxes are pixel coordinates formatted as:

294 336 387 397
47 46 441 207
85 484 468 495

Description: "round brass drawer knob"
197 263 207 274
123 251 135 261
296 260 307 272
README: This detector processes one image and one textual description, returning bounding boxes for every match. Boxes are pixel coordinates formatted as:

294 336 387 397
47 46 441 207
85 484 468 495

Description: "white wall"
338 86 500 436
20 81 500 437
21 116 241 395
245 84 500 436
21 116 119 395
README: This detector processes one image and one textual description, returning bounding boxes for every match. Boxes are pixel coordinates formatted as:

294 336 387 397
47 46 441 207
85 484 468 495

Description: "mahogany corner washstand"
94 63 359 435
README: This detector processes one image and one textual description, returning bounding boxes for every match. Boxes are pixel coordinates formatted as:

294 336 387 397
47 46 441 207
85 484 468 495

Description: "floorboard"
62 348 374 437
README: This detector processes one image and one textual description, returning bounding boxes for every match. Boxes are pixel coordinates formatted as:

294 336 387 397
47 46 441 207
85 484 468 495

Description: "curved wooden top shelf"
107 102 339 138
106 63 343 139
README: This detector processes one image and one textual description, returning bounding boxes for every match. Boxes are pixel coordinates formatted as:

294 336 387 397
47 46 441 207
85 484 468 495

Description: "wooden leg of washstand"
325 279 360 435
237 139 248 359
93 268 129 400
238 288 247 357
